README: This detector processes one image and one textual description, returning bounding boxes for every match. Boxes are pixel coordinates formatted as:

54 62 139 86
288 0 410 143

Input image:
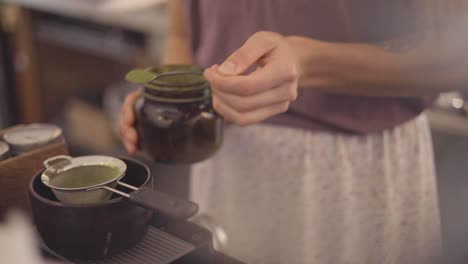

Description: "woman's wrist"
286 35 411 96
285 36 336 89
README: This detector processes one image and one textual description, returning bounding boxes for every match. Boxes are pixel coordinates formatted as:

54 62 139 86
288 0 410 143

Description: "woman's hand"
204 31 301 126
120 90 141 154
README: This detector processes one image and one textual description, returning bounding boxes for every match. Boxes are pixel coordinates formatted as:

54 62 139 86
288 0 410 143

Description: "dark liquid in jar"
137 100 223 163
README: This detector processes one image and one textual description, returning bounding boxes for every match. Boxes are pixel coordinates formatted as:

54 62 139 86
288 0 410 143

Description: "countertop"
428 109 468 137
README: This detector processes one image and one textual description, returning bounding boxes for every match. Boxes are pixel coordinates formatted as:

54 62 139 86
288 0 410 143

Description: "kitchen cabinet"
0 0 166 124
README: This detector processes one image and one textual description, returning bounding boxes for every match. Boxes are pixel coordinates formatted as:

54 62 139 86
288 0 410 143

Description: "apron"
190 114 442 264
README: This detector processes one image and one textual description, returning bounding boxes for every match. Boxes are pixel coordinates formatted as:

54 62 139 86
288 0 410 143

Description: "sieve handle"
128 187 199 219
96 184 199 219
116 180 139 191
99 186 130 198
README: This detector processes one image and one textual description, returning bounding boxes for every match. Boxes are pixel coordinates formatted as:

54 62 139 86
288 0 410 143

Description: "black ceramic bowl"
29 157 153 259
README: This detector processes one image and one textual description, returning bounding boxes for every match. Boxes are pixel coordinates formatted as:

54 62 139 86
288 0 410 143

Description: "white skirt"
190 114 442 264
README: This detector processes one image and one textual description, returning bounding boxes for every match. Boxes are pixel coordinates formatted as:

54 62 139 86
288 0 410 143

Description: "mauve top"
183 0 436 134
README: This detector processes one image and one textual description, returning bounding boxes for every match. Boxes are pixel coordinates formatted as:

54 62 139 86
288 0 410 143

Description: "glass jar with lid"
126 65 223 163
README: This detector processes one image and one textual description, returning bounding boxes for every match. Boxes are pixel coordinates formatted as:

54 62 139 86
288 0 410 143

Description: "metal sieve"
41 155 198 219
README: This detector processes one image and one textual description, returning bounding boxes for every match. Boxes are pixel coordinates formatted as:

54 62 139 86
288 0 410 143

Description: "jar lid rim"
151 71 207 87
143 92 211 103
144 82 209 92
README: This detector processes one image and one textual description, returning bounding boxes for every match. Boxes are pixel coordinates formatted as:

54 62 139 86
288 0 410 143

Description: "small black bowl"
29 157 153 259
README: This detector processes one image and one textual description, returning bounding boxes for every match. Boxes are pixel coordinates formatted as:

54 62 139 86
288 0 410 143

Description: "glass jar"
131 65 223 163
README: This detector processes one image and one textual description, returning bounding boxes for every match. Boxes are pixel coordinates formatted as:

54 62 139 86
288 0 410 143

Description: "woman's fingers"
121 90 141 126
123 127 138 145
212 82 297 112
122 128 137 154
213 95 289 126
217 31 281 75
205 60 298 97
120 90 142 154
124 141 137 155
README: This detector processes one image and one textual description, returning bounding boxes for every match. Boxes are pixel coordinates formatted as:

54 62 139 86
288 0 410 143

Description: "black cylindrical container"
134 65 223 163
29 157 152 259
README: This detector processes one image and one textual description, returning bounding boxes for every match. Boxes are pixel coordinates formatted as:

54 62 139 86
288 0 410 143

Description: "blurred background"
1 0 468 263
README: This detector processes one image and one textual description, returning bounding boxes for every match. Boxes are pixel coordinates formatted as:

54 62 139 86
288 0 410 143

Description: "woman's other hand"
204 31 301 126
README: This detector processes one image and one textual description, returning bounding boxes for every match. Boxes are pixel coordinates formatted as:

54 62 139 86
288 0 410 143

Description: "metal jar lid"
0 141 10 161
3 124 63 155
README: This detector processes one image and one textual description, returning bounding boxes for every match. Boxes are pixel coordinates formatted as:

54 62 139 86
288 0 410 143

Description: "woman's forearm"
161 0 193 64
289 30 468 97
162 35 193 64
